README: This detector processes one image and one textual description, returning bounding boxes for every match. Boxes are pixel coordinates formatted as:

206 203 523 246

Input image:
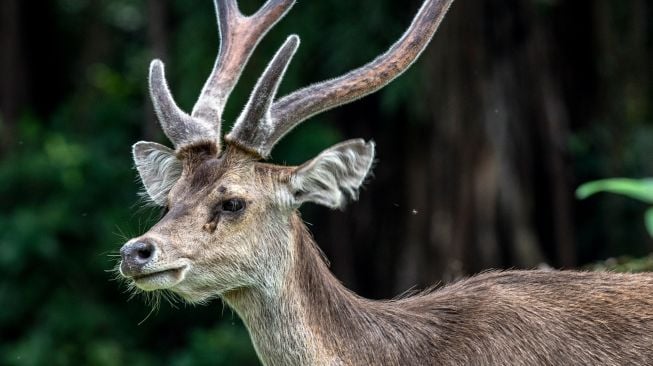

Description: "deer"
118 0 653 364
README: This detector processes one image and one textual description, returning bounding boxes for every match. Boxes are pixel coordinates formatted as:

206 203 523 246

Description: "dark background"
1 0 652 364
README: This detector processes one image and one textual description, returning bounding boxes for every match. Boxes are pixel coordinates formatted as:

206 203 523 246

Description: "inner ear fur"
133 141 183 206
289 139 375 209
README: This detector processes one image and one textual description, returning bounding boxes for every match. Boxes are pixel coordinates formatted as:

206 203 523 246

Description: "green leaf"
576 178 653 203
646 208 653 238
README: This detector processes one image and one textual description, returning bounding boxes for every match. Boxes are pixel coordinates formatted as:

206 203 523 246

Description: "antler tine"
239 0 453 158
190 0 296 138
149 60 217 147
226 35 300 155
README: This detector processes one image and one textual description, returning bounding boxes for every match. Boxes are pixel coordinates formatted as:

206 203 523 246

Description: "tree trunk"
145 0 169 140
0 0 23 154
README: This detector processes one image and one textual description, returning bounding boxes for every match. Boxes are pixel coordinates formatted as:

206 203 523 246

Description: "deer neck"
222 213 365 365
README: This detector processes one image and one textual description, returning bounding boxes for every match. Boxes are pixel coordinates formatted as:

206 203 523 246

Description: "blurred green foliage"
589 254 653 273
577 178 653 237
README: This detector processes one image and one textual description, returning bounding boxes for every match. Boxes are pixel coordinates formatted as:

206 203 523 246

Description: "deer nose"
120 239 157 276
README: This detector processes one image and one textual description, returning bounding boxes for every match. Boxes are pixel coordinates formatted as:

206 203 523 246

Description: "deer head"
120 0 452 304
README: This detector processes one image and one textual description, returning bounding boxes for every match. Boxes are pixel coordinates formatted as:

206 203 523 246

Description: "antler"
226 0 454 158
228 35 300 154
149 0 295 149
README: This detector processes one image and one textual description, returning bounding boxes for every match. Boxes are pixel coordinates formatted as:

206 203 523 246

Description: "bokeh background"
1 0 652 364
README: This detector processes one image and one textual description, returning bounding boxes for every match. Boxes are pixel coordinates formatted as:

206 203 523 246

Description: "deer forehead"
170 151 285 205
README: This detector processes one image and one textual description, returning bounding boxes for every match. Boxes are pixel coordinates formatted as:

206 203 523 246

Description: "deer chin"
167 278 247 304
172 288 218 304
129 263 191 291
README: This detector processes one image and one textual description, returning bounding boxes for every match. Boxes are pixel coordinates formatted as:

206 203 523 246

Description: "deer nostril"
136 245 153 260
121 240 157 268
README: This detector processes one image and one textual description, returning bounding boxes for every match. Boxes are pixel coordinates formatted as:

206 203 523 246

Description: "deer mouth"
130 265 188 290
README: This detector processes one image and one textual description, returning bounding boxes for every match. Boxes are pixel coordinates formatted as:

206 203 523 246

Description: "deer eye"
221 198 245 213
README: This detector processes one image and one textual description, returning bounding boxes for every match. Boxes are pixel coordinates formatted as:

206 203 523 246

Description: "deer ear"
132 141 182 206
288 139 375 209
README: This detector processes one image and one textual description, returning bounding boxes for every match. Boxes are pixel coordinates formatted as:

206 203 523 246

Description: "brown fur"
286 214 653 365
